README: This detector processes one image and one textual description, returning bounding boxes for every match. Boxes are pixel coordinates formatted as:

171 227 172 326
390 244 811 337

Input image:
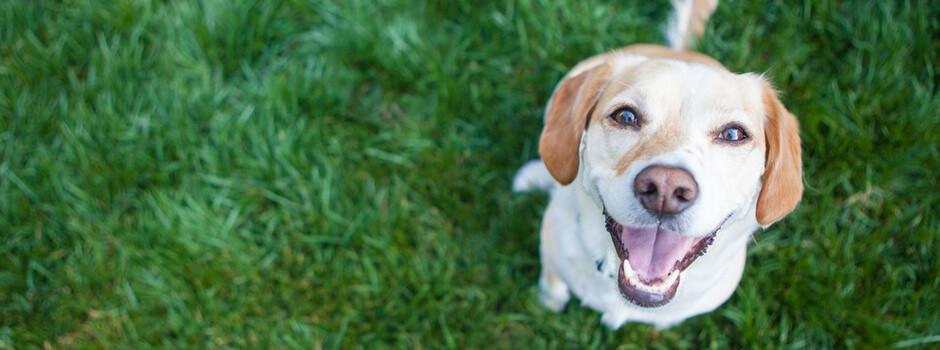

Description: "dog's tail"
665 0 719 51
512 159 557 193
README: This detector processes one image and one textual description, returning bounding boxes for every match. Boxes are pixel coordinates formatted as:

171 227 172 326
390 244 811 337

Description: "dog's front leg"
537 214 571 312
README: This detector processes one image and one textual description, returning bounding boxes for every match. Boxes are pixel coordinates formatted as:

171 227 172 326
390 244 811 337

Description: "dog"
513 0 803 329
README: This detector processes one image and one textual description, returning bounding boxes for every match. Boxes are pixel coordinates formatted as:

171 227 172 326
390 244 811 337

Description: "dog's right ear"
539 64 611 185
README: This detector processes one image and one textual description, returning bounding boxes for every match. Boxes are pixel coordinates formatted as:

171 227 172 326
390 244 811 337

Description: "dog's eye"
718 125 748 142
609 107 639 127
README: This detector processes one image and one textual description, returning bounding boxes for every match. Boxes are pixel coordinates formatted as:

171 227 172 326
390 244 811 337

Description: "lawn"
1 0 937 348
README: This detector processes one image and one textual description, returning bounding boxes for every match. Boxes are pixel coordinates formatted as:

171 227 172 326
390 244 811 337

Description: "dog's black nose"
634 165 698 216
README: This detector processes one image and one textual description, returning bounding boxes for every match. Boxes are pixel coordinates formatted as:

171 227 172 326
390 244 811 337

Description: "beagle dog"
513 0 803 329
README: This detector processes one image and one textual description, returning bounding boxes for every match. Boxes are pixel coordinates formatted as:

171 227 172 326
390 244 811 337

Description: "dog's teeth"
622 260 680 294
622 259 638 280
663 269 680 287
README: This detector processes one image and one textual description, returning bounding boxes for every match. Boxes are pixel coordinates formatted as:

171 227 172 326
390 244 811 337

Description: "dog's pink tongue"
623 227 693 282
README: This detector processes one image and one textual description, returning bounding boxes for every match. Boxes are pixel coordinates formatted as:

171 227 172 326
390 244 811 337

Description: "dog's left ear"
756 88 804 227
539 64 611 185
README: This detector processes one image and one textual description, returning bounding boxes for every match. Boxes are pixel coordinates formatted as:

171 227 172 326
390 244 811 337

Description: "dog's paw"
538 288 569 312
600 312 628 330
537 277 570 312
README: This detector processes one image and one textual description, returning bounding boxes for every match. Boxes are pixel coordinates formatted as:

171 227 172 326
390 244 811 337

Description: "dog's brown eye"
610 107 639 127
718 125 748 142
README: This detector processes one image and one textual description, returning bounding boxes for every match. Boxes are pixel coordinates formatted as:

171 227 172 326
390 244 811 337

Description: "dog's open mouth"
604 210 724 307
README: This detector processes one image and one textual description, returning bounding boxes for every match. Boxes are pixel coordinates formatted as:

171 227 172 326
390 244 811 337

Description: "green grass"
1 0 937 348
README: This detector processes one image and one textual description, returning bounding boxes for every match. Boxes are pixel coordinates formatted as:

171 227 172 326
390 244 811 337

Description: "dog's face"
539 55 802 307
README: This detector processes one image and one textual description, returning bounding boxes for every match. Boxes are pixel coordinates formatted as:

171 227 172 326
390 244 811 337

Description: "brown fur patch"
613 121 685 176
618 44 724 69
539 64 613 185
756 88 804 226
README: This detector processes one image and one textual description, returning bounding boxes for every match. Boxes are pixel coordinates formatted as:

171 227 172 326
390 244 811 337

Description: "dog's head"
538 52 802 307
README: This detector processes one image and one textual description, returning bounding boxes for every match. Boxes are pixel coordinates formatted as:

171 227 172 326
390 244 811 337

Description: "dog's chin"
604 210 725 308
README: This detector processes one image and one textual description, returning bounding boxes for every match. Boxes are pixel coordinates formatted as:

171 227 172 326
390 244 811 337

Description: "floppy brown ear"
538 64 611 185
756 89 804 227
